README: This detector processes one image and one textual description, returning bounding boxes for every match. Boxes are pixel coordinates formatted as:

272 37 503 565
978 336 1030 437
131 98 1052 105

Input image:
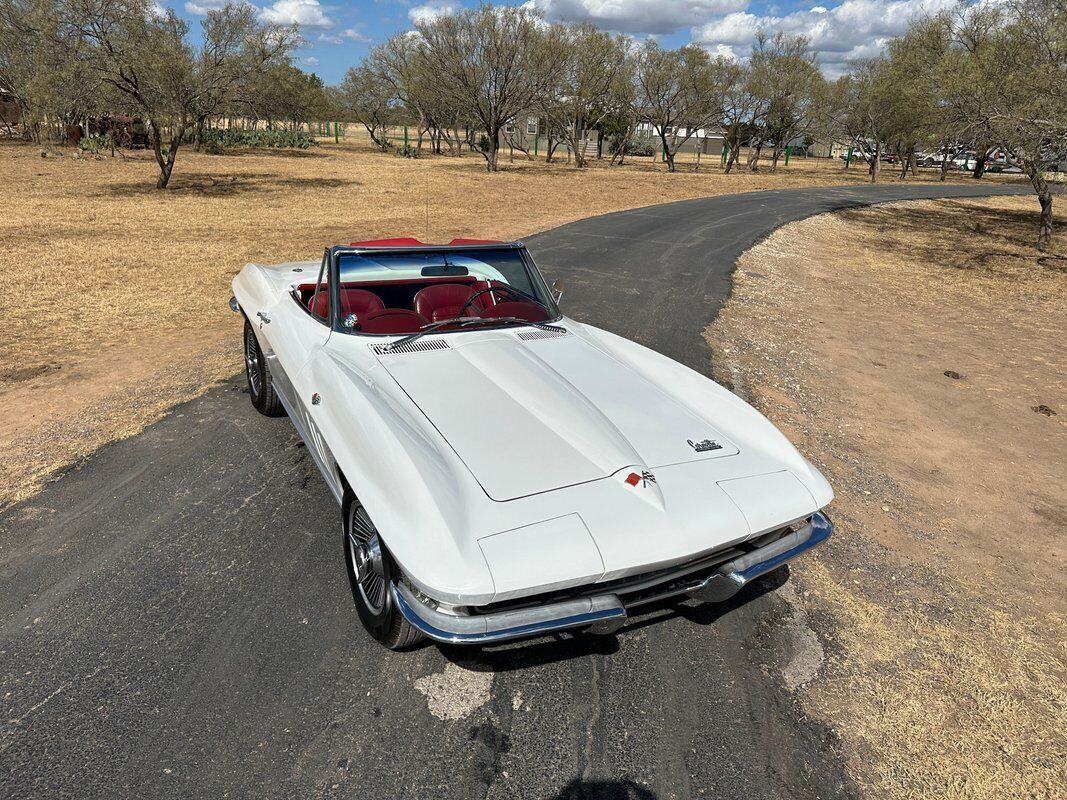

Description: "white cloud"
693 0 957 74
525 0 747 36
261 0 335 29
304 55 319 65
184 0 227 14
340 26 370 41
318 27 368 44
409 0 460 25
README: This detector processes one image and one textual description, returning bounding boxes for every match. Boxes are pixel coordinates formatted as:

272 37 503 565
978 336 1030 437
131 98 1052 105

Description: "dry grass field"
0 137 977 509
707 196 1066 799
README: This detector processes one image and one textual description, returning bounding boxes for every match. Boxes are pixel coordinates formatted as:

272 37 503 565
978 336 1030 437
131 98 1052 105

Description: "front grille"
470 523 796 616
371 339 452 355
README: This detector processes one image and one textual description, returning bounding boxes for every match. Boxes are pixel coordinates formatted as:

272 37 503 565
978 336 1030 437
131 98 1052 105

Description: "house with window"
633 122 726 156
499 114 551 154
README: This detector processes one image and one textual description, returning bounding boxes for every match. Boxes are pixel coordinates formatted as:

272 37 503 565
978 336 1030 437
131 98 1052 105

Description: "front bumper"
393 511 833 645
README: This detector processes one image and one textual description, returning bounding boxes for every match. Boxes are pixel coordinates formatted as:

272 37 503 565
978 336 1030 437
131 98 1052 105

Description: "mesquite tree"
64 0 294 188
748 32 825 173
634 42 723 173
339 64 395 150
413 5 562 172
0 0 103 142
541 24 628 169
971 0 1065 248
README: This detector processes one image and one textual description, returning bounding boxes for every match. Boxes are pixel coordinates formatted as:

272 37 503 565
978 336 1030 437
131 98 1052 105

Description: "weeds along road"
0 182 1027 799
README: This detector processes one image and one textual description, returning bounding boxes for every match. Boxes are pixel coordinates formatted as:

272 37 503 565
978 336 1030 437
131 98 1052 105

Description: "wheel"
243 319 284 417
342 491 424 650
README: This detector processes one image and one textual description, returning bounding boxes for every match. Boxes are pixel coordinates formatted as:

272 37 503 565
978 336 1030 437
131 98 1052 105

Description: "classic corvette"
230 238 833 649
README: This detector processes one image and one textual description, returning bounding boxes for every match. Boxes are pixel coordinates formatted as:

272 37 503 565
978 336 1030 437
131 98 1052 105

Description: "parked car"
231 239 834 649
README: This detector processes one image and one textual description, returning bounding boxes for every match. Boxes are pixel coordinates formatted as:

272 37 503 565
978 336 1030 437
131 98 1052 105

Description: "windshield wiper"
381 316 563 352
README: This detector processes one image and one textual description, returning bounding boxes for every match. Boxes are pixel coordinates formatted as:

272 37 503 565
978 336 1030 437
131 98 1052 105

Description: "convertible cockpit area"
291 238 558 335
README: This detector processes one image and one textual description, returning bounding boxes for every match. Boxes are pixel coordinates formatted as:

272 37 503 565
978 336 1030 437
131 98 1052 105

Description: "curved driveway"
0 181 1026 800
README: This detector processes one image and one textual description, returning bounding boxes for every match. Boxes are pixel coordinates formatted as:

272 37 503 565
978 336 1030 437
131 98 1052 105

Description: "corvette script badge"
688 438 723 452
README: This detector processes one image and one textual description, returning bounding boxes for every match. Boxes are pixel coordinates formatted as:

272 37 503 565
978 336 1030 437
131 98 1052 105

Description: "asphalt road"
1 181 1027 800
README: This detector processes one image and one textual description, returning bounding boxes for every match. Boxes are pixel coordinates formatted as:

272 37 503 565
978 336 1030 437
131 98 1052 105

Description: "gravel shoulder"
706 195 1066 799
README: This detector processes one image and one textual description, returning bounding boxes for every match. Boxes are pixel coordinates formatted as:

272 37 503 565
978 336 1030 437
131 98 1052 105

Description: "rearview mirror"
551 278 565 304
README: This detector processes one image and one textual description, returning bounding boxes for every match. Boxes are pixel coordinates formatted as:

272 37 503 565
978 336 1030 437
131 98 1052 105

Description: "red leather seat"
481 301 550 322
361 309 429 334
413 284 477 323
309 288 384 321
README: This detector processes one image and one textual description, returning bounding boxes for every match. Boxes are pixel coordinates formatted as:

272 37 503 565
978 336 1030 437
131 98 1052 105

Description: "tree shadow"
437 568 790 672
103 172 359 197
841 195 1066 273
208 147 331 159
548 777 658 800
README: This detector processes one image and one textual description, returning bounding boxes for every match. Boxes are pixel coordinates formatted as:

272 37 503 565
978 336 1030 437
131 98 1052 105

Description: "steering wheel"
458 284 545 318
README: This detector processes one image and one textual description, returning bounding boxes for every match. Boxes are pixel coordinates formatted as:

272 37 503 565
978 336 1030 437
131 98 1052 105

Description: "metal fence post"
722 142 728 166
846 146 853 167
534 135 538 157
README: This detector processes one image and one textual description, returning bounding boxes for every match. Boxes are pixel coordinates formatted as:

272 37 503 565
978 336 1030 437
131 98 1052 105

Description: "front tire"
342 491 424 650
244 320 284 417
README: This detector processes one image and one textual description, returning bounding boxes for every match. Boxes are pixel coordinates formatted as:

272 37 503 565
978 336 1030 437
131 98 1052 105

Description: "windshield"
331 246 559 336
338 249 545 294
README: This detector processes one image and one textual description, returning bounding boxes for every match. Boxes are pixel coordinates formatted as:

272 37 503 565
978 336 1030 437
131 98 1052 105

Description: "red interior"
294 276 550 334
308 288 384 321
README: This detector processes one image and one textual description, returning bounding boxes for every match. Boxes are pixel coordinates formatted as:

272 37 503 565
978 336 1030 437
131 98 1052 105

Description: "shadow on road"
549 777 658 799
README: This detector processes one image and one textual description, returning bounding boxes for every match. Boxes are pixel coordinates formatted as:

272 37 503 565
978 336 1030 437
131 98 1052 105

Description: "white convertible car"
231 238 833 649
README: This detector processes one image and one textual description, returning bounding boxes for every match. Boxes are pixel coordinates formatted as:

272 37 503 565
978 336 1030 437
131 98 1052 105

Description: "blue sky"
169 0 954 84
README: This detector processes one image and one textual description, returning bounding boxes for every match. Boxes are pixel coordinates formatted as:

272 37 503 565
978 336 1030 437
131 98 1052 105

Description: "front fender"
310 347 497 605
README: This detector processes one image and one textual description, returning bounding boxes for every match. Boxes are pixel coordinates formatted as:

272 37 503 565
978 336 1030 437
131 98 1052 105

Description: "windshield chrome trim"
330 241 525 258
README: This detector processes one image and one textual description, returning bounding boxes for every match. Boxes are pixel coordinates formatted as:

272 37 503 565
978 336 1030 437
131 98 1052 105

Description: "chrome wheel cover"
244 326 261 397
347 505 387 614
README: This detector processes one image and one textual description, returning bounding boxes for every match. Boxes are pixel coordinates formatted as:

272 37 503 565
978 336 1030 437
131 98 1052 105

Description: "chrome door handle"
256 311 271 324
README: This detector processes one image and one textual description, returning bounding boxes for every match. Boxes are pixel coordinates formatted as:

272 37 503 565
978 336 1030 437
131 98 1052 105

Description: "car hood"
377 331 739 501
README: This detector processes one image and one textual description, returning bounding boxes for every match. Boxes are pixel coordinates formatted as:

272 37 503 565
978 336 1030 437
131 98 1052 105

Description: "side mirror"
551 278 565 304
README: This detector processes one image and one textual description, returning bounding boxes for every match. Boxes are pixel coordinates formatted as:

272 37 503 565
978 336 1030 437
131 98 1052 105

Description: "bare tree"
369 34 465 155
0 0 103 143
981 0 1067 247
718 59 761 174
236 63 329 133
748 32 825 173
63 0 295 188
540 24 628 168
877 19 952 179
634 42 724 173
413 6 562 172
339 64 395 150
831 60 900 182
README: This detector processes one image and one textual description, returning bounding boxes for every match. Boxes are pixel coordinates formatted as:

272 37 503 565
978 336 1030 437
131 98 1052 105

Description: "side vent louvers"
372 339 452 355
516 327 568 341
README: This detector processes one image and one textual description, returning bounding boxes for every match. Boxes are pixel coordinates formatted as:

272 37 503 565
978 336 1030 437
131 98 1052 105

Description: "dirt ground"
0 138 983 509
706 195 1066 799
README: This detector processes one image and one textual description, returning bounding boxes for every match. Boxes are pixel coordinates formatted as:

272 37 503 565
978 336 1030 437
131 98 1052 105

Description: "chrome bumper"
394 511 833 645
